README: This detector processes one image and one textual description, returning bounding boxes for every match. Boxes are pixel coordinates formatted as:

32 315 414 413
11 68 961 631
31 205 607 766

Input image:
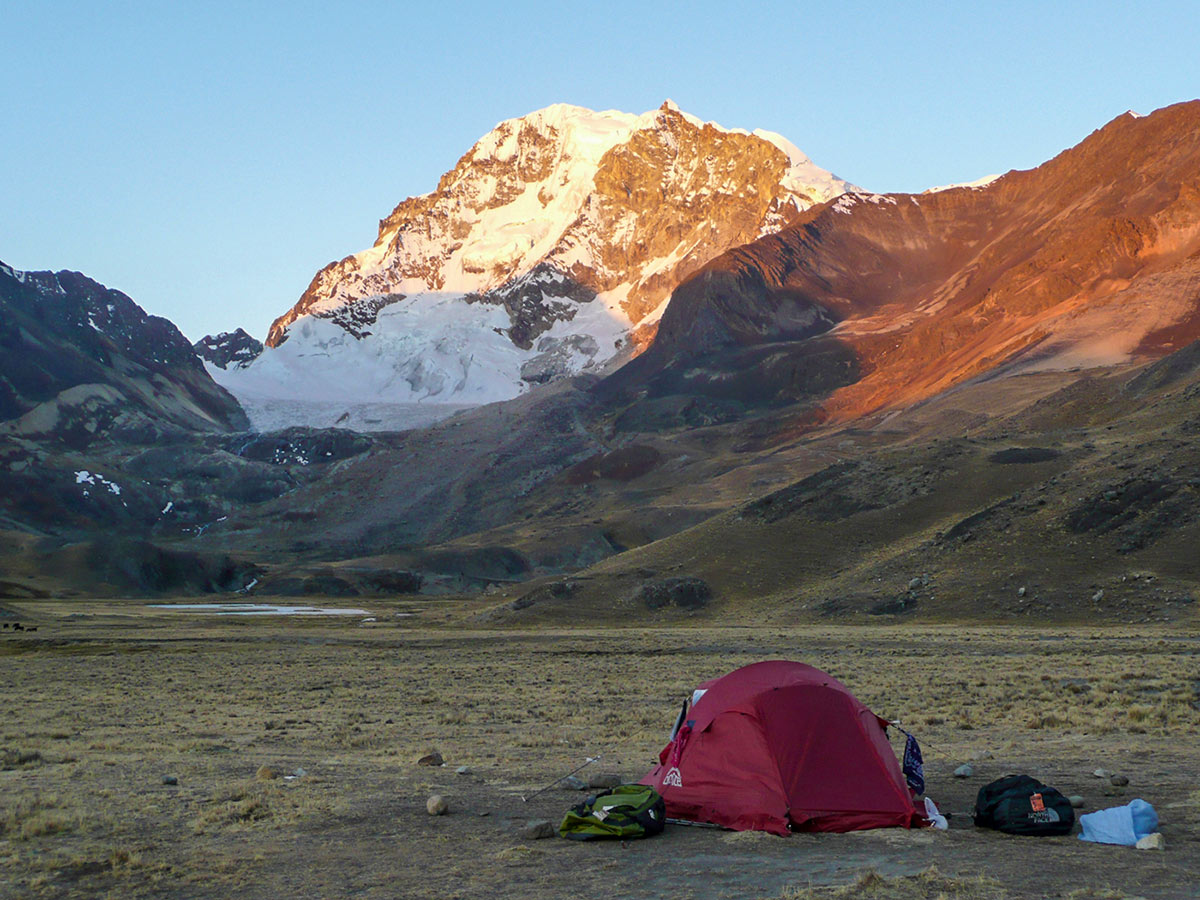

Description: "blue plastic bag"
1078 799 1158 846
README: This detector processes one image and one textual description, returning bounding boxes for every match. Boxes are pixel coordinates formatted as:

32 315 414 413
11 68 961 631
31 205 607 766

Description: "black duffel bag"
973 774 1075 836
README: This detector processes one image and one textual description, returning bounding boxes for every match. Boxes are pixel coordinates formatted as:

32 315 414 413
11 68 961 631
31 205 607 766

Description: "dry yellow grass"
0 604 1198 898
779 866 1005 900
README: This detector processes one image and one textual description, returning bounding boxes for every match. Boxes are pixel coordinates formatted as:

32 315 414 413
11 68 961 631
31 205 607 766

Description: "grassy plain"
1 600 1198 899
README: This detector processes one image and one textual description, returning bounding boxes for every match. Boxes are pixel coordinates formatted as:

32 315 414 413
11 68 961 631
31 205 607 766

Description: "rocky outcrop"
194 328 263 370
633 576 712 610
82 539 261 595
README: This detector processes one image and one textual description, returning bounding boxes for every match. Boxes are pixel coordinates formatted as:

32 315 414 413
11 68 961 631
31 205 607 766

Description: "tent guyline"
522 754 603 803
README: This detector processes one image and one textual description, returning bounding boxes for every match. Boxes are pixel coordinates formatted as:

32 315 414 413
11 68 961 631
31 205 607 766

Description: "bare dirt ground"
2 600 1198 899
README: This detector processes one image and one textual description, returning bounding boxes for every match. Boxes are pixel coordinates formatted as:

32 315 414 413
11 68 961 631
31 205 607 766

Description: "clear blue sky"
3 1 1198 341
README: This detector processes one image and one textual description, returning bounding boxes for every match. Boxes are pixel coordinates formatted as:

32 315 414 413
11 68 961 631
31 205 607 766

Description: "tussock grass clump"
193 781 280 832
192 778 334 833
1026 712 1069 729
2 794 82 840
0 747 43 769
109 846 144 869
780 866 1006 899
495 845 543 864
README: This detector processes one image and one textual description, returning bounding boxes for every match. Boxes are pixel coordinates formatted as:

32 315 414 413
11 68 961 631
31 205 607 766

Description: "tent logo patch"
663 767 683 787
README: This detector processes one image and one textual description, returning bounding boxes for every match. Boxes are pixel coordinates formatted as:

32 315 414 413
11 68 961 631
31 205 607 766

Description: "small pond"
147 603 371 616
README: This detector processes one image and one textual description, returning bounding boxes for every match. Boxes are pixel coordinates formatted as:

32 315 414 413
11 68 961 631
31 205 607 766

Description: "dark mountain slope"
495 337 1200 625
0 262 248 439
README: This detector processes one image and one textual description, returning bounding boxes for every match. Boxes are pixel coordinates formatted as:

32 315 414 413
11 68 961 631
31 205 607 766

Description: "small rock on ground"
519 820 556 840
1092 768 1110 779
426 794 448 816
417 752 444 767
587 773 624 789
1069 795 1085 808
1136 832 1165 850
456 765 472 776
953 764 974 778
161 775 178 786
1110 774 1129 787
560 775 586 791
255 765 279 781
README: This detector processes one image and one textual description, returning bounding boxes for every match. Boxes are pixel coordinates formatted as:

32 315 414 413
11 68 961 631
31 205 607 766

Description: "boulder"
518 820 556 840
1135 832 1165 850
426 794 448 816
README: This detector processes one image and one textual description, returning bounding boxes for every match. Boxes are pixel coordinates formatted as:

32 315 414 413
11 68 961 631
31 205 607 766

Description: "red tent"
640 660 925 835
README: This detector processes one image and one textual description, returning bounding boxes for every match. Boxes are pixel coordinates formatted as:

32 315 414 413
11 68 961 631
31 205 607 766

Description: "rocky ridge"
0 261 247 440
194 328 263 370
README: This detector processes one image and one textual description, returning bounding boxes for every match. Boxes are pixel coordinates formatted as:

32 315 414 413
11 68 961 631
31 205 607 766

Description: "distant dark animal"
12 623 23 631
27 626 37 632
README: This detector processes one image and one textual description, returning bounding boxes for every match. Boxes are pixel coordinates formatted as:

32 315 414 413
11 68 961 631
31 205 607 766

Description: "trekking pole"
521 754 602 802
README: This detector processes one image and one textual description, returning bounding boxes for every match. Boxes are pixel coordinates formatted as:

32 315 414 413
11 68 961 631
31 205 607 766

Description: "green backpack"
559 784 666 840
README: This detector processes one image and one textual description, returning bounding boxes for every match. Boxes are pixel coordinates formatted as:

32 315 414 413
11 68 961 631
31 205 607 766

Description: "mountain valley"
2 101 1199 626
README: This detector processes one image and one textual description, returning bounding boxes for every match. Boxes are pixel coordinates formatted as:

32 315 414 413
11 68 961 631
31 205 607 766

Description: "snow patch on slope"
923 174 1001 194
753 129 859 202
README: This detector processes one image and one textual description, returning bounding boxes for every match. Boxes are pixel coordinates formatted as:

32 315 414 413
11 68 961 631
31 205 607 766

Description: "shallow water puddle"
147 603 371 616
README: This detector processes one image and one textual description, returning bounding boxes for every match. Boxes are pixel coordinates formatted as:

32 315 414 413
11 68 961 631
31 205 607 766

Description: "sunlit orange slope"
620 100 1200 423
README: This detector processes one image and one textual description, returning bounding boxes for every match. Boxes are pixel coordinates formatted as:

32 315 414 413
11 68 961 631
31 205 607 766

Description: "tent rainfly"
640 660 927 834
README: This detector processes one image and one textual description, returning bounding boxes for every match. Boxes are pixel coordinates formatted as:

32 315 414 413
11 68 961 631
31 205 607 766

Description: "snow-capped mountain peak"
214 102 855 430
